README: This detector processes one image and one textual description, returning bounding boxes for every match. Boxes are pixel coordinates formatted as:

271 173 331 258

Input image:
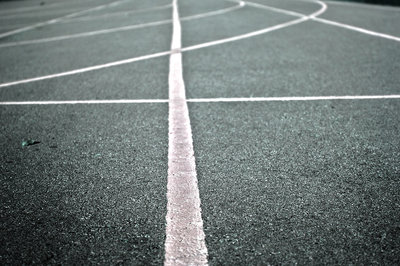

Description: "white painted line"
241 0 400 42
0 20 173 48
0 99 168 105
0 4 243 48
0 50 173 89
181 3 243 21
0 0 127 39
240 0 328 18
187 95 400 102
60 4 172 24
0 2 324 89
178 0 326 52
181 17 308 52
308 1 328 18
1 95 399 106
165 0 208 265
242 1 305 18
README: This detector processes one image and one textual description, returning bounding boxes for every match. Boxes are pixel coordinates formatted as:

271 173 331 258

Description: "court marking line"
227 0 304 17
0 99 169 105
0 1 325 89
0 0 128 39
165 0 208 265
0 50 173 89
187 95 400 102
59 4 173 24
1 95 400 106
180 0 326 51
0 3 244 48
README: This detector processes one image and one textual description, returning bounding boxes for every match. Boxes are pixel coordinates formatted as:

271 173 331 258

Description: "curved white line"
0 1 327 89
298 0 400 41
309 1 328 17
180 1 327 52
0 4 243 48
238 0 327 18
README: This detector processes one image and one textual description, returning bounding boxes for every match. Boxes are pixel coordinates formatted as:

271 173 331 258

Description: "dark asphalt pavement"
190 100 400 264
1 0 399 264
1 104 168 264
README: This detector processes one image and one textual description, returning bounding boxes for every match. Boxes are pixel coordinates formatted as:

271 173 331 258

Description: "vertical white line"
164 0 208 265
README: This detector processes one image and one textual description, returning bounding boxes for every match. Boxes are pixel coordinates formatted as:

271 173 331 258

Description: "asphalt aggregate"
1 0 399 264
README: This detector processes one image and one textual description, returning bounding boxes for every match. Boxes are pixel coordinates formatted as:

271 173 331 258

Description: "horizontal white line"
1 95 399 105
188 95 400 102
0 99 169 105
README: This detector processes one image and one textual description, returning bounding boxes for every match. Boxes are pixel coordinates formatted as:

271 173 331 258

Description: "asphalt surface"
1 104 168 264
190 100 400 264
1 0 399 264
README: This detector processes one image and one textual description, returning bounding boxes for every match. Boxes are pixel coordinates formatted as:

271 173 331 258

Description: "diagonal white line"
165 0 208 265
179 0 327 51
0 1 324 89
59 4 173 24
0 51 173 89
0 0 128 39
181 17 308 52
240 0 400 42
0 4 243 49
